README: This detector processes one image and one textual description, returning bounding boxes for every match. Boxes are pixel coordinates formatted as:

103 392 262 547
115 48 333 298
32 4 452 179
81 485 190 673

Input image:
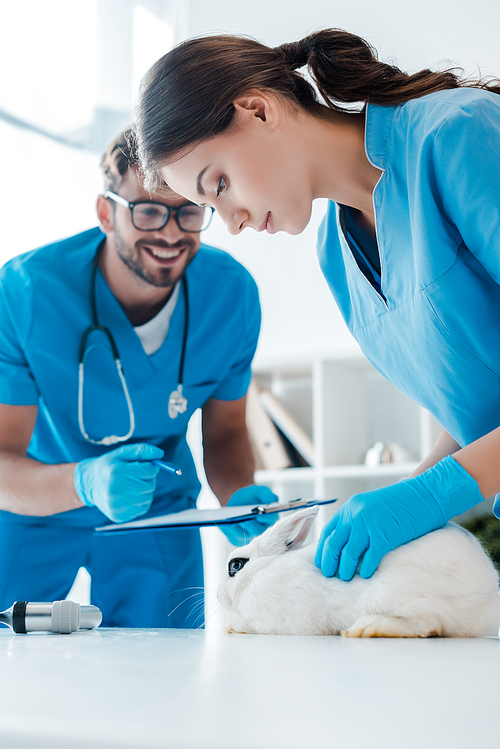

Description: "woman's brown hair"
135 28 500 193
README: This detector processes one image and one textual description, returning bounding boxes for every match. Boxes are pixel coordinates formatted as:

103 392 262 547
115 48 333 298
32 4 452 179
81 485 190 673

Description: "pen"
152 459 182 476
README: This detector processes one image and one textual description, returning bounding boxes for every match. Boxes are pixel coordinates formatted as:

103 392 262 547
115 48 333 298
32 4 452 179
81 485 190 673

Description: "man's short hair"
100 127 139 193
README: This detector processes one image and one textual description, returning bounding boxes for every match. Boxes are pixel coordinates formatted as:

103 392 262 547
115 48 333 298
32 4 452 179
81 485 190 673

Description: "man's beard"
114 229 197 288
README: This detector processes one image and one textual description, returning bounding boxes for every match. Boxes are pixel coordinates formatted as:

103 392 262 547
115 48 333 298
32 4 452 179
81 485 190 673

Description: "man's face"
107 167 202 289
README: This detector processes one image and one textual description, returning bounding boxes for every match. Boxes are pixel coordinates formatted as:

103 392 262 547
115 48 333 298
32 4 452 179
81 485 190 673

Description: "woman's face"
160 99 314 236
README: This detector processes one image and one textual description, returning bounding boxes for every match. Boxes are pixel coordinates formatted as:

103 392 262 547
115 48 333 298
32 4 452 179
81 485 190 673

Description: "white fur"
217 507 500 638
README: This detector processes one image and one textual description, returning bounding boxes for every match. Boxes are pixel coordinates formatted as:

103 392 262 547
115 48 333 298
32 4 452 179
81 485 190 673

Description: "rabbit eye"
228 557 249 577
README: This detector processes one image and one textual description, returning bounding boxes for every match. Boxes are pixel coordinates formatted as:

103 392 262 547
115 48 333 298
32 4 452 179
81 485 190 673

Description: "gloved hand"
74 443 164 523
221 485 279 547
315 455 484 581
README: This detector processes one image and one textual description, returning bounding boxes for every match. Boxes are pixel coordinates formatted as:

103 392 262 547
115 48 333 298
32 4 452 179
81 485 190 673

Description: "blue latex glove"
315 455 484 581
74 443 164 523
221 485 279 546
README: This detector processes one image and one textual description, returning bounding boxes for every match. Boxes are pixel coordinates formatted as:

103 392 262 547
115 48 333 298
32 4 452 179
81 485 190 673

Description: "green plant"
460 514 500 571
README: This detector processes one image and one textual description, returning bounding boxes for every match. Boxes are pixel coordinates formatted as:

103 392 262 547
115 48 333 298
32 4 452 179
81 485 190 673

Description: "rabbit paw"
343 614 442 638
225 625 248 634
225 618 251 634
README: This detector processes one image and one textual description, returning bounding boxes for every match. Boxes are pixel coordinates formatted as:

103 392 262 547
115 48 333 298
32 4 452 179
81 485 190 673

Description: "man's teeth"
148 247 182 259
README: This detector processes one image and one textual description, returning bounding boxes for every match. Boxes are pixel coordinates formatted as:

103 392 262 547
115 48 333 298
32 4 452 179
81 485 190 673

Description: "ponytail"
275 29 500 108
136 29 500 193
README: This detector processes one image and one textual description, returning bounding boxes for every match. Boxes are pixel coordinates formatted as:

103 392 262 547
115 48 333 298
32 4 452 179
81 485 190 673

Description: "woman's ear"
96 194 114 233
233 94 280 128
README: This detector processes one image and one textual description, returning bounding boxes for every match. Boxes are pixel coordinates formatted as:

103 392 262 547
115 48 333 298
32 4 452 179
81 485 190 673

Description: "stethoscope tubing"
78 243 189 445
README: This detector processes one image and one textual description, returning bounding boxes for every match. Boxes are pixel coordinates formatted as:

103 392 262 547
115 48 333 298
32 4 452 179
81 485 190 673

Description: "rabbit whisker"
196 604 222 631
187 599 206 618
169 591 205 617
186 596 208 626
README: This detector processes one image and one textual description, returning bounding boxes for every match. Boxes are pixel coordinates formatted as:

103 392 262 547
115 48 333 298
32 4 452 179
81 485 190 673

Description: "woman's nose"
225 208 249 236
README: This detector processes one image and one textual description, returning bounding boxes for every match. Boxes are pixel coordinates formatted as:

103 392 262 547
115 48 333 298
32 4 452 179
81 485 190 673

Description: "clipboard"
94 498 337 535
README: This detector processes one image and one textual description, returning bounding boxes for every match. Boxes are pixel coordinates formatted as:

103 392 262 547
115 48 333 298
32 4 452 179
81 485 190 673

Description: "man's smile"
140 242 188 265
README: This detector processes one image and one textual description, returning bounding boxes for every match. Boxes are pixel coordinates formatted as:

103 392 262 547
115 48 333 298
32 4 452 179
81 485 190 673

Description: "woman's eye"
216 177 227 197
228 557 249 577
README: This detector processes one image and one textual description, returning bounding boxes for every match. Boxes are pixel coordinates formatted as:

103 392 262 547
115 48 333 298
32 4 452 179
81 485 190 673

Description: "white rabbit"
217 506 500 637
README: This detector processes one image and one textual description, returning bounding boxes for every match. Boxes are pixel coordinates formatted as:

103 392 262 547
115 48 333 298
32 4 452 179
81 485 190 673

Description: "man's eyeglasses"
104 191 214 233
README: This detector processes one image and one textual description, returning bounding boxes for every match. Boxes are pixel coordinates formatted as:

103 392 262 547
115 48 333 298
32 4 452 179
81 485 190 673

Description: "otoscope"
0 600 102 634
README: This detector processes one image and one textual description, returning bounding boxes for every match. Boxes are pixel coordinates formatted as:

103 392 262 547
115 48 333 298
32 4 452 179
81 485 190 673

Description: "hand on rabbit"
315 455 484 581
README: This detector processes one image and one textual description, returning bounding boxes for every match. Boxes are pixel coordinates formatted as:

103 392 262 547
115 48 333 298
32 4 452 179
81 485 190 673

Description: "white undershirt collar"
133 281 180 355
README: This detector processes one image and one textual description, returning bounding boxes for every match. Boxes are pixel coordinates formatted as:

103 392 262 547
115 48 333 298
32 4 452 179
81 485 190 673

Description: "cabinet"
251 349 442 531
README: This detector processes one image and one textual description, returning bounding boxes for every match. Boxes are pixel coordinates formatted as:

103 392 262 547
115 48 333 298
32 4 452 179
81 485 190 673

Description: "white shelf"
322 461 419 478
255 461 419 483
251 351 441 510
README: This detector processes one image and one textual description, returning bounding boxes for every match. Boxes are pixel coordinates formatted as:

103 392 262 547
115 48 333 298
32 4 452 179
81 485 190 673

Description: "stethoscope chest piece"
168 385 188 419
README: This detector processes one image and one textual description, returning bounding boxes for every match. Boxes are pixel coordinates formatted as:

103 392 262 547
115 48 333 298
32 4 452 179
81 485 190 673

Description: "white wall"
179 0 500 363
4 0 500 361
0 0 177 263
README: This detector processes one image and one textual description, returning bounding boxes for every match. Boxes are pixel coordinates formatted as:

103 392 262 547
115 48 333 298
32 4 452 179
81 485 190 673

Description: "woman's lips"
265 212 275 234
258 212 274 233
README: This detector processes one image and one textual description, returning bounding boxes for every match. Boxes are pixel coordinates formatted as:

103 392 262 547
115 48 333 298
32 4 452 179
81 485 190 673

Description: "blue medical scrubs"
317 88 500 519
0 228 261 625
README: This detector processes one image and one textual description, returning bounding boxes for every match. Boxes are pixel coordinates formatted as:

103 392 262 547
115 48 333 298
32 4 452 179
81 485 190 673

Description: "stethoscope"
78 243 189 446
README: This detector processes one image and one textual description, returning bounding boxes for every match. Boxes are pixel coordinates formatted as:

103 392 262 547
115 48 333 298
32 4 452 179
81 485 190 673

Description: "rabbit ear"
258 506 319 556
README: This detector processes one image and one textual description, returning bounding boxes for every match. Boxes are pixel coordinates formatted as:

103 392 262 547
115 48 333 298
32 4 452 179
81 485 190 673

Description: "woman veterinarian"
132 28 500 582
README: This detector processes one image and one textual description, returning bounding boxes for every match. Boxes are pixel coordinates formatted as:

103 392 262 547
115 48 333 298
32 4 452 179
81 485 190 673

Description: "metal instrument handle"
252 498 312 514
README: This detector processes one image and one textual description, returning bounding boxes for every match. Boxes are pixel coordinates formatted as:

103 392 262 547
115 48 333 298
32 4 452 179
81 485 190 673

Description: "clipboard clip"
252 498 314 514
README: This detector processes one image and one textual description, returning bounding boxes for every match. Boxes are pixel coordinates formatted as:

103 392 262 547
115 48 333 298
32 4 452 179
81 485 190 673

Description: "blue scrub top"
317 88 500 515
0 228 261 526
